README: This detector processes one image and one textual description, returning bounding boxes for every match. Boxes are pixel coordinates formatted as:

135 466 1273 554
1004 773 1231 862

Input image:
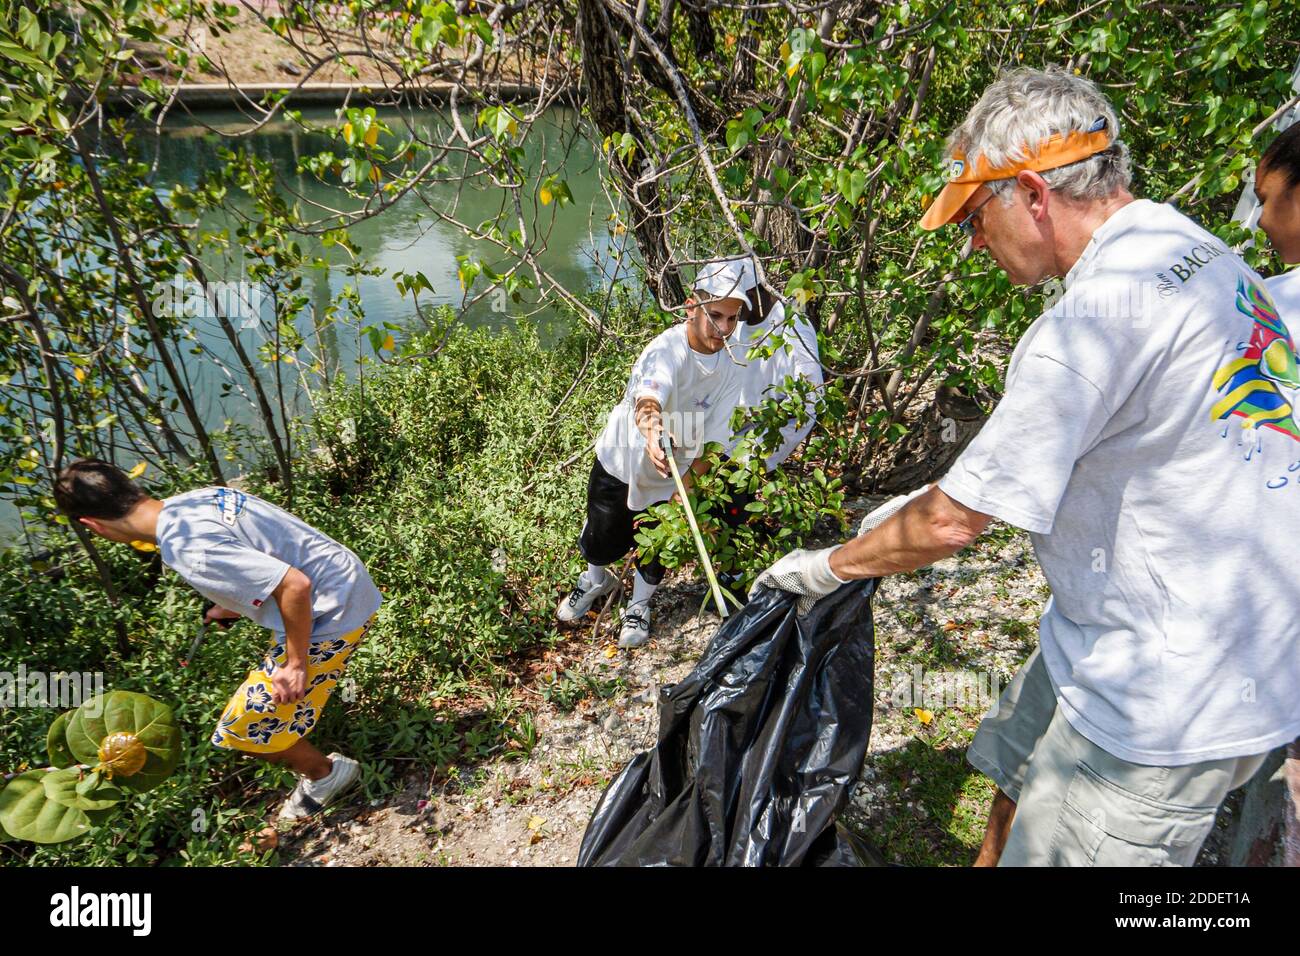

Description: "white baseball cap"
692 257 754 306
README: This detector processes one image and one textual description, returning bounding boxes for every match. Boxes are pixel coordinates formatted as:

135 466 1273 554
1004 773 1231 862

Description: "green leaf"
42 767 123 811
617 132 636 163
0 42 45 67
726 119 750 153
46 710 76 768
805 51 827 82
65 691 181 794
0 771 94 844
18 7 40 47
836 168 867 204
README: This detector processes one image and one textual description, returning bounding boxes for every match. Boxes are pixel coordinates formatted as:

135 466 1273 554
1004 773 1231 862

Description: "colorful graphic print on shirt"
1210 278 1300 442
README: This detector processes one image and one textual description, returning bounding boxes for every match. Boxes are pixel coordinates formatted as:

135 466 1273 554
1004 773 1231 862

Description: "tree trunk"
867 385 988 494
682 0 715 61
577 0 685 304
724 4 764 101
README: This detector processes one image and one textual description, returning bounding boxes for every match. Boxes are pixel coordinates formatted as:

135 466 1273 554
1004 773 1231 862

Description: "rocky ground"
274 496 1092 868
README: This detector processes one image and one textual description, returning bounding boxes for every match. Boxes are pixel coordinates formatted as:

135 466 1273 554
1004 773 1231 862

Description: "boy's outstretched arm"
203 603 242 625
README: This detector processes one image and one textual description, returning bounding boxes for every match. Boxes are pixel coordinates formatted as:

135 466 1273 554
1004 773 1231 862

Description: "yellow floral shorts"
211 616 373 755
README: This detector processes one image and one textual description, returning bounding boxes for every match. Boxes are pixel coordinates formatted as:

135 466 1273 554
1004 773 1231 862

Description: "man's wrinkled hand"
750 546 848 615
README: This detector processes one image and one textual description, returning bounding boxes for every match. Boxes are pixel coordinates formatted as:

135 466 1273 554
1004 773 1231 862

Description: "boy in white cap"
556 258 750 648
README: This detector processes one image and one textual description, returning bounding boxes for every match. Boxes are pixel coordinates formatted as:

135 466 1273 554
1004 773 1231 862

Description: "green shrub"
0 295 856 865
635 372 851 594
0 299 654 865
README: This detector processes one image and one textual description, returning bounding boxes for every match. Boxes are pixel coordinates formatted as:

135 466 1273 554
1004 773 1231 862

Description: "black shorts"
577 457 752 585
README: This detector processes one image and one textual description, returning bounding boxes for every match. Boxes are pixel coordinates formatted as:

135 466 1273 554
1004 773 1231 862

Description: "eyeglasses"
956 191 996 238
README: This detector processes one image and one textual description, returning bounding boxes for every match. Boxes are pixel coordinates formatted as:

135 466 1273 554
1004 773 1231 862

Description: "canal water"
3 104 630 544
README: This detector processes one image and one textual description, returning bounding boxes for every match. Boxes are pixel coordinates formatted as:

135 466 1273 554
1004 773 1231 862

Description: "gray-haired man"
755 67 1300 865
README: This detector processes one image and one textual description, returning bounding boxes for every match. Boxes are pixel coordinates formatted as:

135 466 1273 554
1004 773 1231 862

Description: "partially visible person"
54 459 381 824
1249 119 1300 867
1256 121 1300 303
556 259 750 649
726 256 825 471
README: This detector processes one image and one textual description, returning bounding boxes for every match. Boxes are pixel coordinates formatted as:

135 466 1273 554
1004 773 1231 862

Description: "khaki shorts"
967 648 1268 866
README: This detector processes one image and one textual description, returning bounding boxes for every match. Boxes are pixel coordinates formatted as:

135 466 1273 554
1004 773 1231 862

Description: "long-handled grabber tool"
659 432 739 619
180 619 207 670
181 601 230 669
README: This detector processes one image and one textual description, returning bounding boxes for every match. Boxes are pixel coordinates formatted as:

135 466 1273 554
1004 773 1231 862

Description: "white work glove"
750 545 850 616
857 486 929 537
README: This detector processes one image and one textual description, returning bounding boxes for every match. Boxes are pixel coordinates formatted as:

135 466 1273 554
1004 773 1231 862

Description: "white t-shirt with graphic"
728 300 824 469
595 324 745 511
157 487 382 643
940 198 1300 765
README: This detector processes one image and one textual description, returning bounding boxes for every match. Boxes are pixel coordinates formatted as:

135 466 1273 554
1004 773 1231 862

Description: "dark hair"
53 458 147 520
739 284 779 326
1260 122 1300 189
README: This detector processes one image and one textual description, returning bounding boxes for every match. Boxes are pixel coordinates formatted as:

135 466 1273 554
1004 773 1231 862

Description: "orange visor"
919 120 1113 231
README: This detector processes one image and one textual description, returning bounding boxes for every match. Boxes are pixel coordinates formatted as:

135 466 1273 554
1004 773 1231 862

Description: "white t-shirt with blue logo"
595 324 745 511
940 199 1300 765
156 487 381 643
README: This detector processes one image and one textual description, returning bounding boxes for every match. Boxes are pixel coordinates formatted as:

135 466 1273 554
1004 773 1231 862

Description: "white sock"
583 563 607 587
305 761 335 793
630 569 658 608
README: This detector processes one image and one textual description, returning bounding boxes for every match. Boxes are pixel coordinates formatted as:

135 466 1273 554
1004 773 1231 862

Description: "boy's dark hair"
1260 122 1300 189
740 284 779 326
53 458 147 520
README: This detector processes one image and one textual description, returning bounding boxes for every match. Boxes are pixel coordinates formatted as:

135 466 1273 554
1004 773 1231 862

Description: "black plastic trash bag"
577 577 879 867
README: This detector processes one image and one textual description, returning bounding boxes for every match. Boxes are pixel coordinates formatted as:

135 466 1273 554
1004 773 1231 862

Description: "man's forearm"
829 487 990 580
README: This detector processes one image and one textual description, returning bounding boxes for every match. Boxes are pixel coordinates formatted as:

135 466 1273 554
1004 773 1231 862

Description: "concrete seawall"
107 81 545 110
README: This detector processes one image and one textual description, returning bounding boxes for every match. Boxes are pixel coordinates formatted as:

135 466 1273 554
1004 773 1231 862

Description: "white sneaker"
617 603 652 649
557 568 618 623
278 753 361 823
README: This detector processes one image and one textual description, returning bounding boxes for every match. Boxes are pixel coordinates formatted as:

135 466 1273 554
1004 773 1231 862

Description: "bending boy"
54 459 381 823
